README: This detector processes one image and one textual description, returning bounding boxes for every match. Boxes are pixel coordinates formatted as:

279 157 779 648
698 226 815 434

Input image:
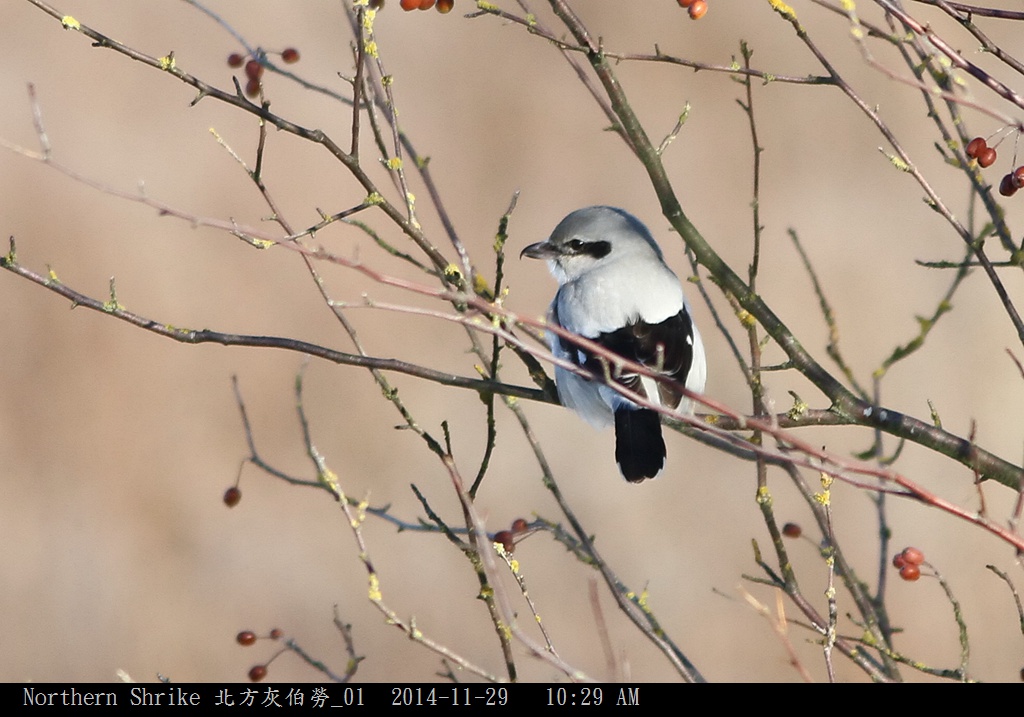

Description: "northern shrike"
521 206 706 482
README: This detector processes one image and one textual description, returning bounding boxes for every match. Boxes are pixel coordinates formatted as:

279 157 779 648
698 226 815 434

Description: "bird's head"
520 206 665 283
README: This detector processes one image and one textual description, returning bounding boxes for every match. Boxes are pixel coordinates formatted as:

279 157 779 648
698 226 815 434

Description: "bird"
521 206 706 482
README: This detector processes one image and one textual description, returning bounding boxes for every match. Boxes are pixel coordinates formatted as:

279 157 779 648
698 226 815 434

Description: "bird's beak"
520 240 558 260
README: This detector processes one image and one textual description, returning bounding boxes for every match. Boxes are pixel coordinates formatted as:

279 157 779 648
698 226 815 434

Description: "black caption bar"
15 684 645 711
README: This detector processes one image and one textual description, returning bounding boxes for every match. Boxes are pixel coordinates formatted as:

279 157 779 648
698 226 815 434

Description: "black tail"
614 408 666 482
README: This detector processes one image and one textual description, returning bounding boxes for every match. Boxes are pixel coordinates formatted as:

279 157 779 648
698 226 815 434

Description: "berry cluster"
999 167 1024 198
492 517 532 555
227 48 301 98
891 546 925 581
965 135 1024 198
400 0 455 12
677 0 708 20
965 136 996 168
236 628 285 682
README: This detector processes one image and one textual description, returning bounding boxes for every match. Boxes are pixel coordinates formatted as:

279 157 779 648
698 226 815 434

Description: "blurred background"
2 0 1023 683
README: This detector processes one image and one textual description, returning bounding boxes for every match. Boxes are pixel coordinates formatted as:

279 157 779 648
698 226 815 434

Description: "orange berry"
436 0 454 12
269 628 283 640
900 547 925 565
677 0 696 6
281 48 299 64
965 137 987 159
236 630 257 646
899 564 921 581
400 0 419 10
978 146 997 168
248 665 268 681
688 0 708 19
781 522 802 538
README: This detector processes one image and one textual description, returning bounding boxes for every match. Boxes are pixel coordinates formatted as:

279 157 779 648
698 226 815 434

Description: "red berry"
511 518 529 534
245 78 261 98
248 665 268 682
965 137 987 159
223 486 242 507
899 564 921 581
269 628 283 640
493 530 515 554
1011 166 1024 189
244 59 264 80
892 553 907 569
677 0 696 6
400 0 419 9
436 0 454 12
978 146 997 168
236 630 257 646
227 53 245 68
281 48 300 64
900 547 925 565
999 174 1017 197
781 522 802 538
688 0 708 19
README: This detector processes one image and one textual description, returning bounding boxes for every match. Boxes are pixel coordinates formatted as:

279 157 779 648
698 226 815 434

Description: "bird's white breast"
554 261 684 338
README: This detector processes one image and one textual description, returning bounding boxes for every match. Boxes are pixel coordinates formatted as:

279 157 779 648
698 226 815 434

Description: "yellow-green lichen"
768 0 797 21
444 263 464 283
473 273 492 296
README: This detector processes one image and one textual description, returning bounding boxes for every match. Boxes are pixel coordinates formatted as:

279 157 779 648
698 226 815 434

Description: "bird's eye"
566 239 586 252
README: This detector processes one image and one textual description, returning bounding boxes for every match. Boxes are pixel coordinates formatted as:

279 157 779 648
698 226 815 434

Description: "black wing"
554 307 695 410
